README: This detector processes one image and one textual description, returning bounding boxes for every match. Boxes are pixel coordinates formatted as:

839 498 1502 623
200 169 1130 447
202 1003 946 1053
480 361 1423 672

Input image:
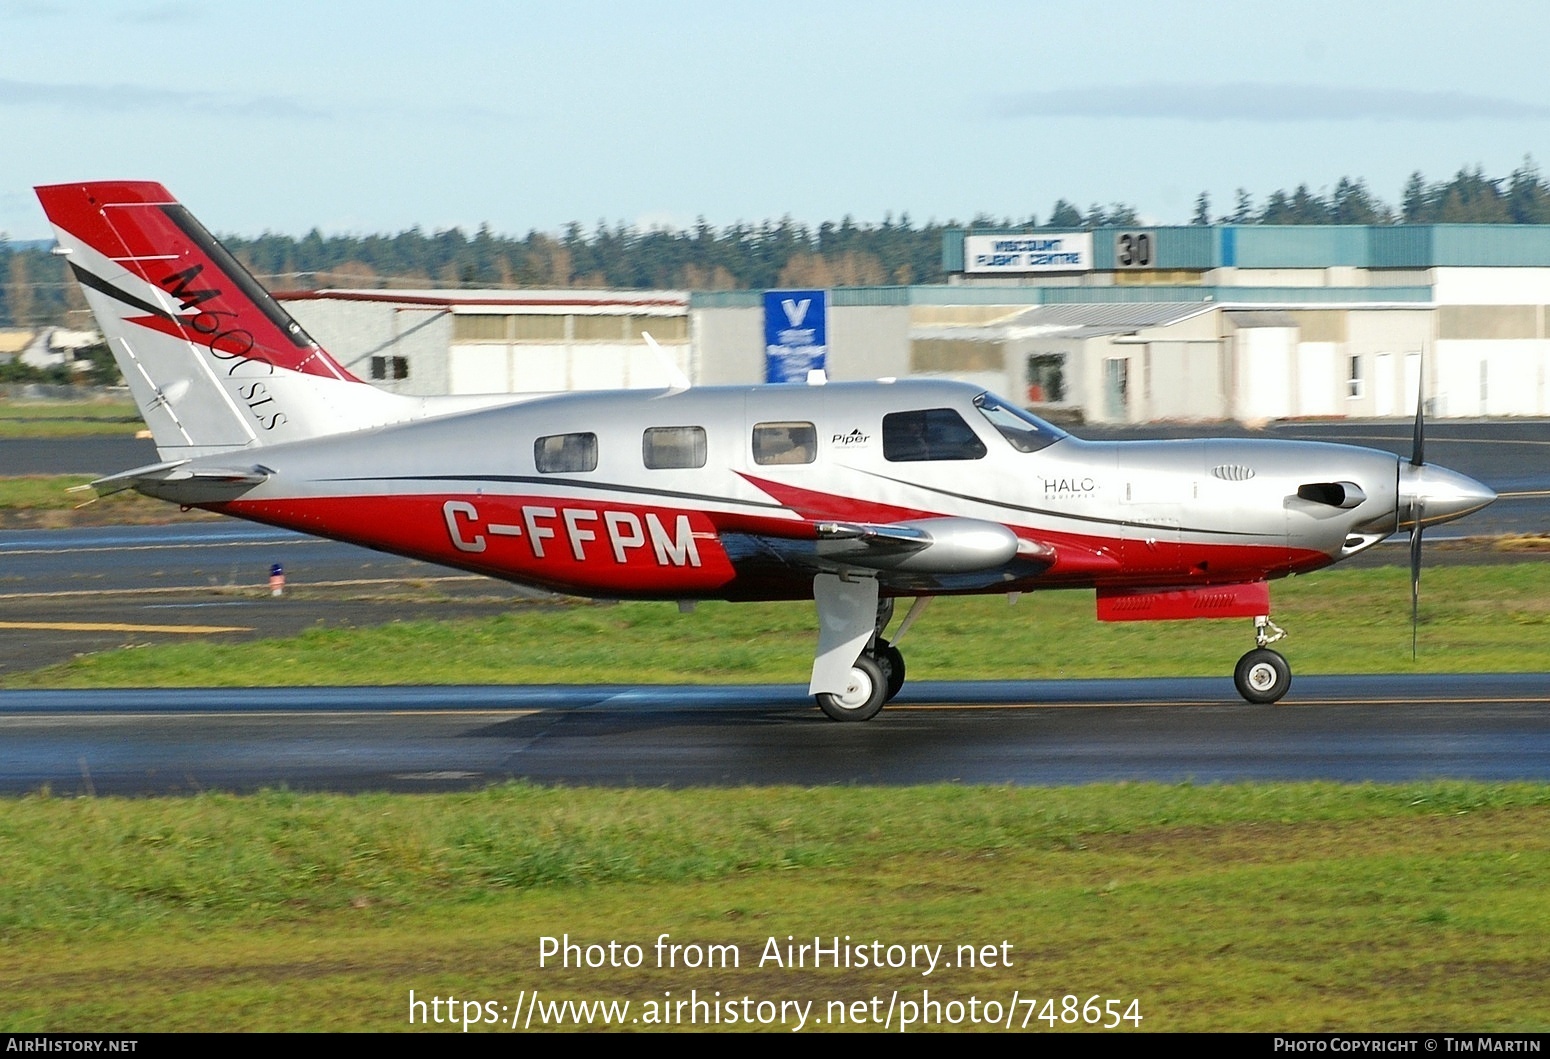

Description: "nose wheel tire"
816 654 888 722
1234 648 1291 705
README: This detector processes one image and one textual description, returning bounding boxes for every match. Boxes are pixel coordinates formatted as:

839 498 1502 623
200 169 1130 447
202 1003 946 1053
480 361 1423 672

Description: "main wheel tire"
1234 648 1291 704
816 654 888 722
875 639 906 701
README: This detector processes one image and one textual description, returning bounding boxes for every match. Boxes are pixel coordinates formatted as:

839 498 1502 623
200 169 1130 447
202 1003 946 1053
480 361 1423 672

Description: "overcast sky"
3 0 1548 240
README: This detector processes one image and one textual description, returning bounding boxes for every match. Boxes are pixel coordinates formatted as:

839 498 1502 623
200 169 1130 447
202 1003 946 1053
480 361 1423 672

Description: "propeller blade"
1411 359 1426 467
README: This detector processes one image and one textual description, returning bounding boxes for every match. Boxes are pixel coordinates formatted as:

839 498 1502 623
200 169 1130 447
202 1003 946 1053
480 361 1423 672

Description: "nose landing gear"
1234 616 1290 704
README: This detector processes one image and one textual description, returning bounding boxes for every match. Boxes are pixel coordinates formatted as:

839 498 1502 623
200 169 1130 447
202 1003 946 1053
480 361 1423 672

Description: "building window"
1025 353 1066 403
882 408 987 463
370 355 408 381
512 315 566 341
452 315 510 342
534 432 598 473
752 421 816 465
574 315 629 341
1347 355 1363 399
643 426 707 469
627 315 688 342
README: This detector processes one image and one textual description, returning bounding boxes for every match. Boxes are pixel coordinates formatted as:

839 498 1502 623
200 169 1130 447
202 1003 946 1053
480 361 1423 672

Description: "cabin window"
882 408 987 462
752 421 816 465
973 392 1067 453
643 425 707 469
534 432 598 473
370 355 408 381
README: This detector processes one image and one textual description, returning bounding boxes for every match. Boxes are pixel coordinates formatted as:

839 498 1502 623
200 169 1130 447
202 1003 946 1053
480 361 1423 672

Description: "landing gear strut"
1233 615 1290 704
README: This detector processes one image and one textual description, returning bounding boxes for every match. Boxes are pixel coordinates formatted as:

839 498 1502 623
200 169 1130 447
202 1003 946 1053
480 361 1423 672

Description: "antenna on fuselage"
642 331 691 395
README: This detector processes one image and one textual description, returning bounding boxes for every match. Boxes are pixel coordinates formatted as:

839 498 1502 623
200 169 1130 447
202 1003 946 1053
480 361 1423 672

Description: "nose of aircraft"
1397 462 1498 529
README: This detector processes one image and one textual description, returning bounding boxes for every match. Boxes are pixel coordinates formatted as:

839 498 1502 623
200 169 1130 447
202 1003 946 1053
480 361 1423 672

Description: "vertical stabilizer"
35 181 414 458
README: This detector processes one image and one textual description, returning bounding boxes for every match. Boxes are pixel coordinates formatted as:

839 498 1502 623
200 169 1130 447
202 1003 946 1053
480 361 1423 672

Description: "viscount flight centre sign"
963 233 1093 274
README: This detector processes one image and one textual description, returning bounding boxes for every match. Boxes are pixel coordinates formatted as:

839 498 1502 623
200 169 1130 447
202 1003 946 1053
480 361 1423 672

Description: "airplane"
34 180 1499 720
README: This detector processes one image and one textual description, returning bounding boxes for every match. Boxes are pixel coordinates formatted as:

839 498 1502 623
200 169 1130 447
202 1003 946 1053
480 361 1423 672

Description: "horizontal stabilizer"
91 460 271 503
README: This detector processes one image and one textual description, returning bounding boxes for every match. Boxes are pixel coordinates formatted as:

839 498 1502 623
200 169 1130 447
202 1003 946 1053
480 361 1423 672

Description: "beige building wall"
691 307 763 384
828 306 910 381
286 300 453 397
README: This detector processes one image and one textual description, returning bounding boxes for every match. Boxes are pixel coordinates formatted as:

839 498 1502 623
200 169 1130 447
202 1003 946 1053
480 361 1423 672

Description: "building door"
1374 352 1395 416
1403 352 1422 416
1104 358 1130 421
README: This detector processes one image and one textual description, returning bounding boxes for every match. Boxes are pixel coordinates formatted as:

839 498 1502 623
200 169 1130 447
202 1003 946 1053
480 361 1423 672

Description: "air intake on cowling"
1296 481 1367 509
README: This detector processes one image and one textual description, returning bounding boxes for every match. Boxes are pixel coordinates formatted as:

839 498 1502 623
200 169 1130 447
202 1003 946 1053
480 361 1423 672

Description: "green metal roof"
942 224 1550 271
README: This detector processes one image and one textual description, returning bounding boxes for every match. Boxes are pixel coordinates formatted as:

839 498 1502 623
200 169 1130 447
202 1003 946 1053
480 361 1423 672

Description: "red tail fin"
35 180 358 382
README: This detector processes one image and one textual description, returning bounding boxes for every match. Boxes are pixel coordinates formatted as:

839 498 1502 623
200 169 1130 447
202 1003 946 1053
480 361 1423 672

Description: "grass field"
0 475 215 528
0 399 143 438
7 561 1550 689
2 783 1547 1031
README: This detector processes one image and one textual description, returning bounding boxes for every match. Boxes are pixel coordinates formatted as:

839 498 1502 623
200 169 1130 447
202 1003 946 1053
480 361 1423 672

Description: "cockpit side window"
882 408 987 462
973 392 1068 453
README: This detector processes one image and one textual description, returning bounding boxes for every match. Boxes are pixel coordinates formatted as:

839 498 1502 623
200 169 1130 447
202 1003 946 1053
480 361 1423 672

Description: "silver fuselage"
138 379 1492 601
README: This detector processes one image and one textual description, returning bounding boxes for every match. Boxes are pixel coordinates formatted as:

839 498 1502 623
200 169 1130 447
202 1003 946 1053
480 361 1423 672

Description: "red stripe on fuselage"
213 488 1331 601
738 472 933 524
216 493 737 597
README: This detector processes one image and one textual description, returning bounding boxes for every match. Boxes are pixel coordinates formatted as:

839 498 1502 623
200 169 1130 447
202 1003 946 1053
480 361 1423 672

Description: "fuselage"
134 378 1454 602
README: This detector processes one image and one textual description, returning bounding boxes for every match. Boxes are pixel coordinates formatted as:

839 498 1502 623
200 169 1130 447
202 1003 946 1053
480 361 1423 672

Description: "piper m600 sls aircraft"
37 181 1498 719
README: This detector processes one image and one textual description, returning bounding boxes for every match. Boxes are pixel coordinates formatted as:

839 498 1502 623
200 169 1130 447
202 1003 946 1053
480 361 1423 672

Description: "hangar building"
276 288 691 398
280 224 1550 423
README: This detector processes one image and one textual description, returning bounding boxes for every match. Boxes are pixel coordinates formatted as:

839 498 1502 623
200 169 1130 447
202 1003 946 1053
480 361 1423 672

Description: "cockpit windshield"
973 392 1068 453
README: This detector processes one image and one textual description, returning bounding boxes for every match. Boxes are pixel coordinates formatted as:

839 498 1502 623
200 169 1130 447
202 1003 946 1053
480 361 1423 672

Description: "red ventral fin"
1096 581 1270 622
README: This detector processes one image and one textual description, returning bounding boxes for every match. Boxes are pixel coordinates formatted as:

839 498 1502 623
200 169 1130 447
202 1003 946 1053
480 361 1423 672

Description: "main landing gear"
1233 615 1290 704
815 636 909 722
814 595 925 722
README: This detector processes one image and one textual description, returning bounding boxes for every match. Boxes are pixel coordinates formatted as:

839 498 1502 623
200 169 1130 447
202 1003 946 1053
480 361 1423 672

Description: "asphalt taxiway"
2 675 1548 793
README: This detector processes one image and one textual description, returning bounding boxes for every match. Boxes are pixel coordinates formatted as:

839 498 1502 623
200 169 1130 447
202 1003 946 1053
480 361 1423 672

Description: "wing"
721 516 1057 595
